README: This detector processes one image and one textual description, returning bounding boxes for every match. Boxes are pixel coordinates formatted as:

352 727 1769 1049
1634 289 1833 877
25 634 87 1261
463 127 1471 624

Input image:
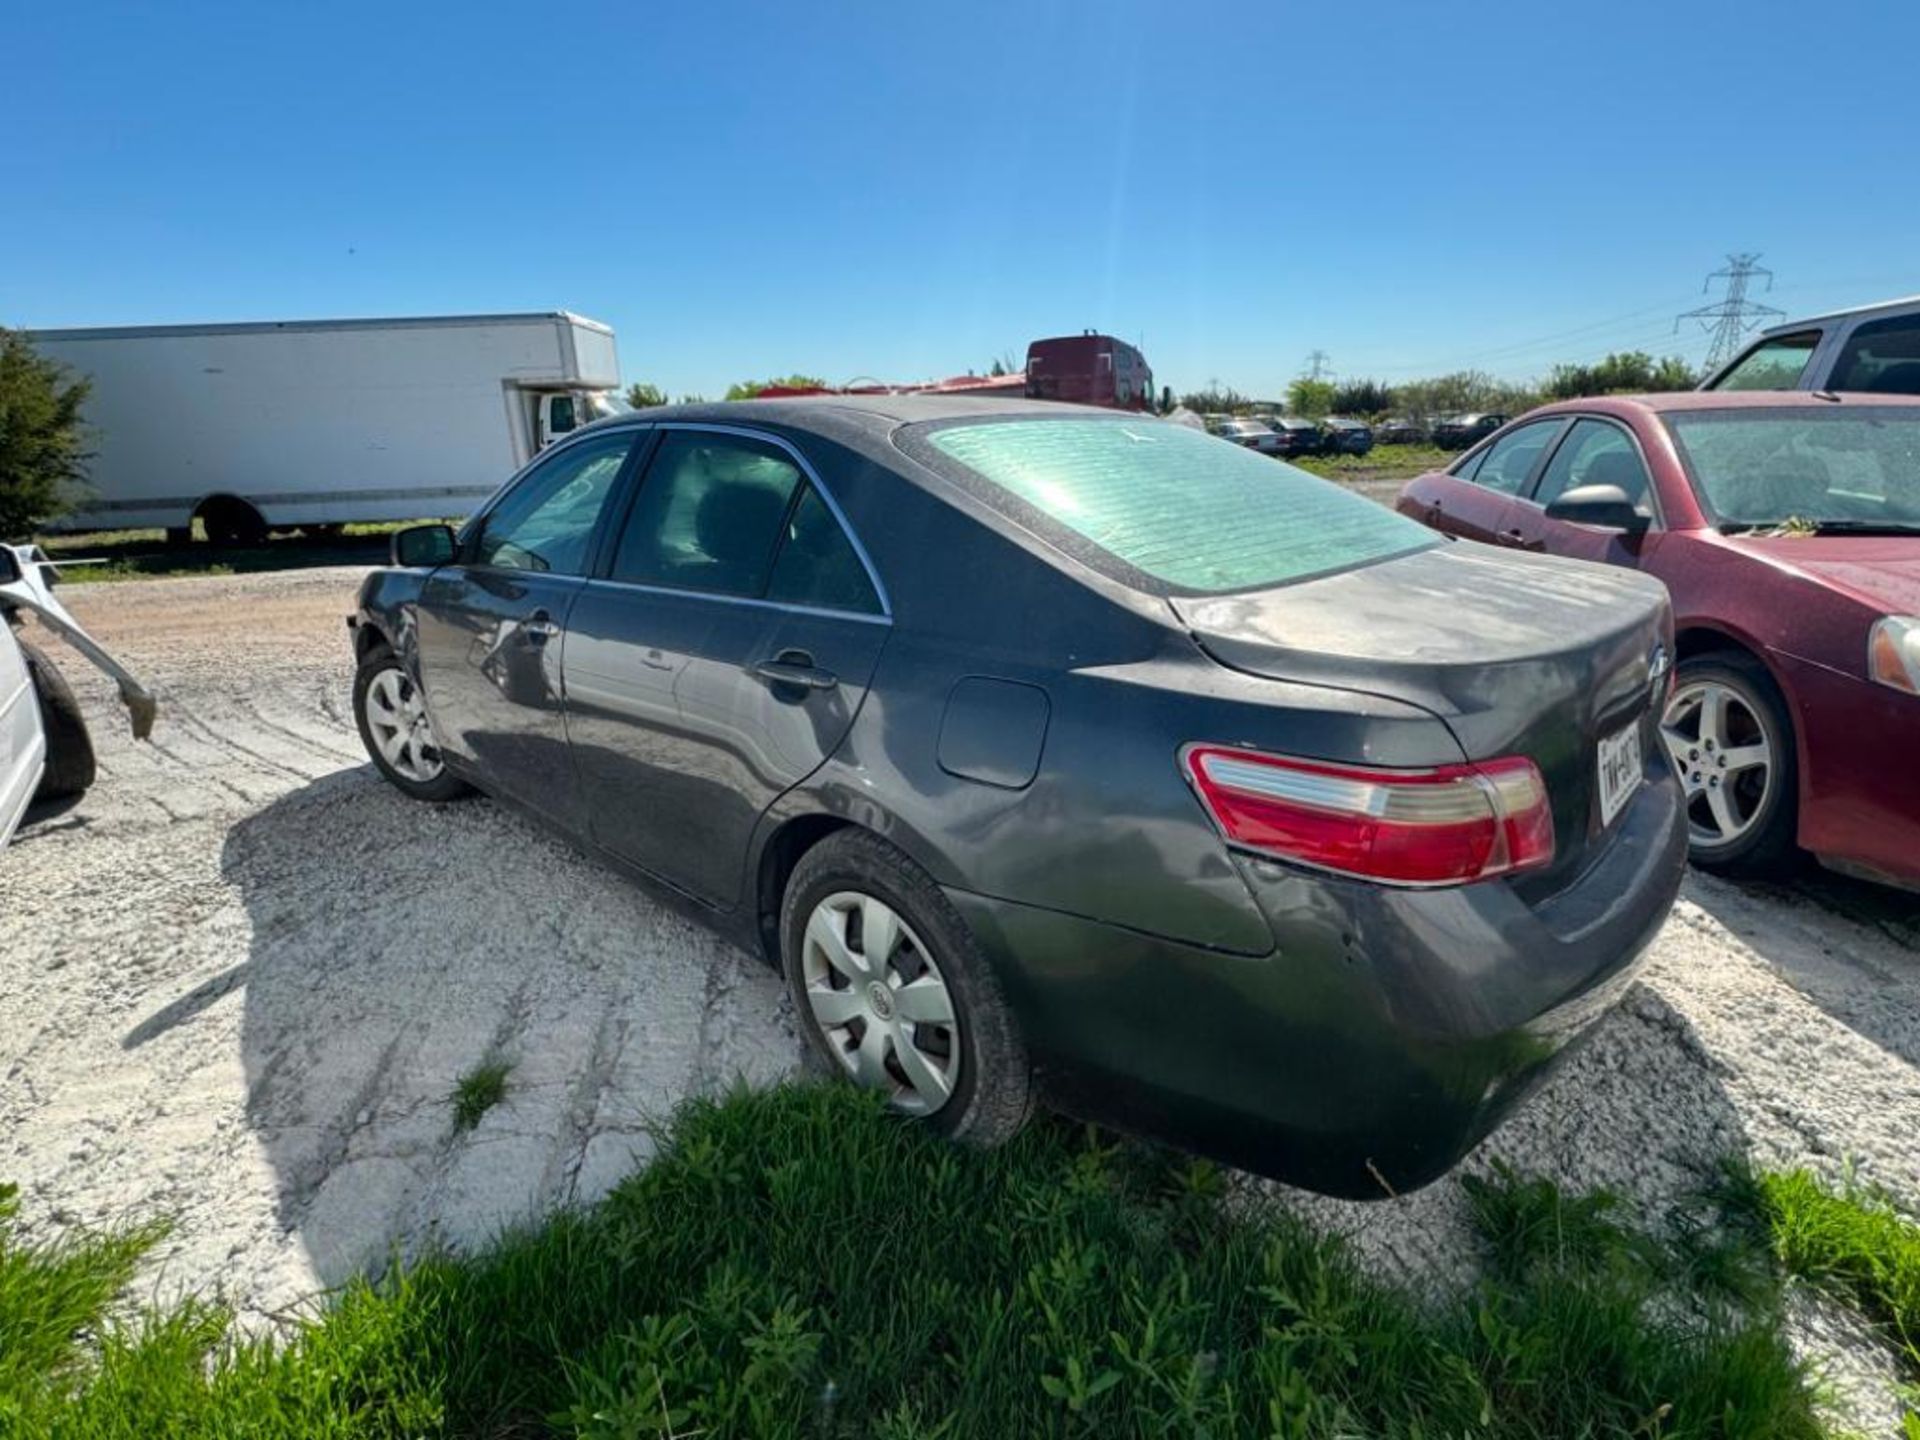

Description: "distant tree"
624 381 667 409
0 328 90 539
1330 378 1394 418
1178 384 1249 413
1392 370 1540 426
1286 377 1337 419
678 392 708 405
724 374 829 401
1543 351 1699 400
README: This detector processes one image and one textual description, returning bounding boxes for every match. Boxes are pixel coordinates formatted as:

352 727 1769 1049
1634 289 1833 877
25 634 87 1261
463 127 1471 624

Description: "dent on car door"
564 428 889 907
412 430 638 830
1507 417 1659 565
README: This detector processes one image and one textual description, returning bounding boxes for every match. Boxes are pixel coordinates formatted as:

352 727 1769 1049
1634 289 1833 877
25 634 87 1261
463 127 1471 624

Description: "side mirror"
391 523 457 568
0 548 21 585
1545 484 1649 534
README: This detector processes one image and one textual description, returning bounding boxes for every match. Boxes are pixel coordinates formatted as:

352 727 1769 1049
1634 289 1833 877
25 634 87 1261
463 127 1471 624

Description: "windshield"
586 390 631 419
1664 407 1920 531
909 417 1436 594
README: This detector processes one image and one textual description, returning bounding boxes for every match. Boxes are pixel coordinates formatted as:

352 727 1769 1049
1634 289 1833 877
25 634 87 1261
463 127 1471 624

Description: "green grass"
1289 441 1453 483
1724 1165 1920 1427
1 1084 1844 1438
451 1061 513 1133
32 520 439 584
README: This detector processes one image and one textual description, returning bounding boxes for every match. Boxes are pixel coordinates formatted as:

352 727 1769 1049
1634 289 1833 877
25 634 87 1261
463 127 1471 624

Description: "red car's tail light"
1181 745 1555 887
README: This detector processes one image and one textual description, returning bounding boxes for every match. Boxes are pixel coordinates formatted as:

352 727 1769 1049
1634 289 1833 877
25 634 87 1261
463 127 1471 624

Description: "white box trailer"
24 312 622 542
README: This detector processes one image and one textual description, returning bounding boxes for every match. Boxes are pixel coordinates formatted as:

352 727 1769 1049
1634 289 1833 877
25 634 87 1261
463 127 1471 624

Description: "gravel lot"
4 566 1918 1425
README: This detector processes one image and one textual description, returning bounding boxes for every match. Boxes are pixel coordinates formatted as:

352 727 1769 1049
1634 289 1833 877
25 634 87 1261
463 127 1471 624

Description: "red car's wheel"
1659 652 1798 876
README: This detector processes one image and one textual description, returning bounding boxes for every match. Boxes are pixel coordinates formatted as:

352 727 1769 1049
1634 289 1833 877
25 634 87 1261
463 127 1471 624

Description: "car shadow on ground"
1684 866 1920 1070
213 767 795 1291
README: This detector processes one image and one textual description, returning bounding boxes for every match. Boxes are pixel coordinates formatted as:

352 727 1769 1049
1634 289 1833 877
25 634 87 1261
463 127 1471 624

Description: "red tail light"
1181 745 1555 887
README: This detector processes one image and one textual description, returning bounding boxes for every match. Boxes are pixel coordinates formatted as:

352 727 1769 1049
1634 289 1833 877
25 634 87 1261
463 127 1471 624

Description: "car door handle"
1499 528 1541 551
523 610 560 642
752 654 838 691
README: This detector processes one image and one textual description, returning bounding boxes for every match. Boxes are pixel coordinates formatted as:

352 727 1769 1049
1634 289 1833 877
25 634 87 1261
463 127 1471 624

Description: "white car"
1 544 154 849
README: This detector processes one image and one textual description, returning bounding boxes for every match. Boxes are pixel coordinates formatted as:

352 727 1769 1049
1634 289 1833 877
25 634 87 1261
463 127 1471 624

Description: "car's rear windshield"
1663 406 1920 530
903 416 1436 594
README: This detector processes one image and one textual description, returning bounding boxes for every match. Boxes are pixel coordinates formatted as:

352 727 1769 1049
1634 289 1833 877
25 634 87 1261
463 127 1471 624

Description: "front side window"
909 417 1434 595
473 432 633 574
1532 419 1654 513
1711 332 1820 391
1828 314 1920 394
548 394 579 434
1664 407 1920 531
1473 420 1561 495
610 431 803 595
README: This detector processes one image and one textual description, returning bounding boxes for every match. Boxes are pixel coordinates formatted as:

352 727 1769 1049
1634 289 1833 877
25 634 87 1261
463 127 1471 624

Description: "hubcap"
1659 679 1772 850
800 891 959 1116
363 666 444 783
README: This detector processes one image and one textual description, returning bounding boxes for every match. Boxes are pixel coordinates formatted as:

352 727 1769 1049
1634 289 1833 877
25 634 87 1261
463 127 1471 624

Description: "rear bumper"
947 767 1687 1197
1779 653 1920 888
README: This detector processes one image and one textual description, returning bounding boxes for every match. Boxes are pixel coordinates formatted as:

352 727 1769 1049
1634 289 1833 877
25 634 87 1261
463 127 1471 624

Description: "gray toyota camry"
349 397 1686 1197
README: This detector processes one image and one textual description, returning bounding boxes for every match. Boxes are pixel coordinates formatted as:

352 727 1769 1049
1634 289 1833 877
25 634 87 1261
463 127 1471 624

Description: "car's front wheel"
352 647 470 802
780 829 1030 1146
1659 651 1797 876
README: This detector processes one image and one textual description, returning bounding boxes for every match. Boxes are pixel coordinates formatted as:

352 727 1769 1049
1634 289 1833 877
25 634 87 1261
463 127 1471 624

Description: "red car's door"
1505 416 1661 568
1406 418 1568 544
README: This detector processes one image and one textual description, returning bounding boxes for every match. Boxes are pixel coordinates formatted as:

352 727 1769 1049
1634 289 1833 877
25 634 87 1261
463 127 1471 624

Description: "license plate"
1596 722 1642 830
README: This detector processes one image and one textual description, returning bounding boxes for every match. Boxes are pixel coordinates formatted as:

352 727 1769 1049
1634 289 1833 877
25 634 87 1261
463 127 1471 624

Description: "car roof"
1526 391 1920 419
1752 292 1920 337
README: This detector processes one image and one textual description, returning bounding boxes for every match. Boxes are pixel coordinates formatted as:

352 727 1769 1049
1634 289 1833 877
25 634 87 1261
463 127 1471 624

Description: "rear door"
565 425 890 909
413 429 640 832
1412 418 1566 542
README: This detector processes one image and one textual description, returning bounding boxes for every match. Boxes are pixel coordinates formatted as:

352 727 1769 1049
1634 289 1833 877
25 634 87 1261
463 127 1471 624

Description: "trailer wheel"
21 641 97 802
198 497 268 547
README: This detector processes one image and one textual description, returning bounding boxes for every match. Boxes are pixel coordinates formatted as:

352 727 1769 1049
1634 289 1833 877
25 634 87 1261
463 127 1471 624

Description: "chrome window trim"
646 421 893 620
576 574 892 627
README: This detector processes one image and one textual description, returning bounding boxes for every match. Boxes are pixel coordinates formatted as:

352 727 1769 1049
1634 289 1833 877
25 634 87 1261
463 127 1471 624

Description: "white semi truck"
25 312 624 543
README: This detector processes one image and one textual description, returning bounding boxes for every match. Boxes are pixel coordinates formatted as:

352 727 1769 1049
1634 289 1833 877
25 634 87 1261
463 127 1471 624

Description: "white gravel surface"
3 565 1917 1427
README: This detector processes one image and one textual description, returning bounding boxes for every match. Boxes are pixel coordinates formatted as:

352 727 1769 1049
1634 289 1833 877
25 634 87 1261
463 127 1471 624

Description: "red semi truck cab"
1024 332 1153 410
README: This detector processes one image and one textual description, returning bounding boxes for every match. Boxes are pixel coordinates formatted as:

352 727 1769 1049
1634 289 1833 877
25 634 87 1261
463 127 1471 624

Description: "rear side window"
766 487 882 614
610 432 801 595
910 418 1433 594
1712 332 1820 391
1473 420 1561 495
1829 314 1920 394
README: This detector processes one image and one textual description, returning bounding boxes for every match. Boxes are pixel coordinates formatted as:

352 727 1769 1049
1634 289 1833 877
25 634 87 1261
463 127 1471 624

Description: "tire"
352 646 471 802
22 641 96 801
200 499 268 547
780 829 1031 1146
1660 651 1799 877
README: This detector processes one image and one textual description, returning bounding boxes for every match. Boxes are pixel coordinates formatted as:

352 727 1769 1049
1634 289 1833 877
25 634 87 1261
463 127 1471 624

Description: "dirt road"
3 567 1917 1422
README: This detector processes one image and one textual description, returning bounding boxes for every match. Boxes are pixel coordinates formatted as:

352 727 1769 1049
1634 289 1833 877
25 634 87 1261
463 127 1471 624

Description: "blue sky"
5 0 1917 400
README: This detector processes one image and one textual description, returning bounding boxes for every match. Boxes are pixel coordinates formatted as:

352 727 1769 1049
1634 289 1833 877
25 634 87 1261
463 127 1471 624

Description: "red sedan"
1396 391 1920 890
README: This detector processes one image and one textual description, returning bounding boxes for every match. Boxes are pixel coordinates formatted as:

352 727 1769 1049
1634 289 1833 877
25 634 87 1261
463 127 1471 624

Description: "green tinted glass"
922 418 1433 593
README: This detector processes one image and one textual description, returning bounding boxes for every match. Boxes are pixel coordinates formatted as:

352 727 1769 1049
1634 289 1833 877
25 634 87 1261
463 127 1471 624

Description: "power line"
1677 254 1785 370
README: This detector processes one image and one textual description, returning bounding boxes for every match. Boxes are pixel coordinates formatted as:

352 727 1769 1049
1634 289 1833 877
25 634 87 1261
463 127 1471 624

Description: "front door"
413 429 638 831
1506 416 1660 567
564 427 889 908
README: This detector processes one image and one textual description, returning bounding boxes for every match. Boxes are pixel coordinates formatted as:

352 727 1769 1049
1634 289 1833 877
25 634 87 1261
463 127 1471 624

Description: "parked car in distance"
1703 293 1920 396
1210 417 1285 454
1396 392 1920 890
352 397 1685 1196
1266 416 1324 458
1 545 156 849
1432 412 1508 450
1320 417 1375 456
1376 416 1427 446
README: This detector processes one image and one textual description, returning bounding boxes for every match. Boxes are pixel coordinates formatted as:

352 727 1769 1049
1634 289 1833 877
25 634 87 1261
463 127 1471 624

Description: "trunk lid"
1171 542 1672 890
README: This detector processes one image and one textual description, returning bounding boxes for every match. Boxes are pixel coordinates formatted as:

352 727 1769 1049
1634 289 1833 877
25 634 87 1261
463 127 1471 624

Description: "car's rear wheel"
780 829 1030 1145
21 641 96 802
352 647 470 802
1659 652 1798 876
